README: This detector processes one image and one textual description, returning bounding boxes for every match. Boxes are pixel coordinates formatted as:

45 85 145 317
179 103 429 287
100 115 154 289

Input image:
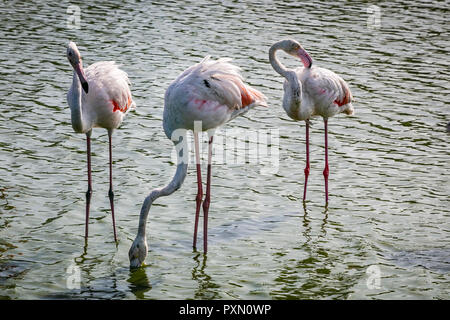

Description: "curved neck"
269 43 291 78
68 71 85 133
269 43 303 110
137 131 189 238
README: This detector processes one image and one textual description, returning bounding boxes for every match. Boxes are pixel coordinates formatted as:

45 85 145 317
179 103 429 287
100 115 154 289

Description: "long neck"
269 43 301 92
269 43 303 115
269 43 291 78
68 71 86 133
136 131 189 238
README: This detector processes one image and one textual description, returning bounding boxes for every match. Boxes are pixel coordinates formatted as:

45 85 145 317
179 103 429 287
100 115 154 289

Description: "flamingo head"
129 235 148 269
281 39 313 68
67 41 89 94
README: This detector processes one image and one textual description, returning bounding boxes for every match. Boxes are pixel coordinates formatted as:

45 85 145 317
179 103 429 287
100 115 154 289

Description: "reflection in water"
192 252 220 300
75 242 89 265
0 187 14 211
320 207 329 237
301 203 328 246
0 188 8 205
0 259 30 297
128 267 152 299
271 205 358 299
302 203 312 245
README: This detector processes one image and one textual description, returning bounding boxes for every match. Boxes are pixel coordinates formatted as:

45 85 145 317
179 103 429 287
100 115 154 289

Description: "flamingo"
128 56 267 268
269 39 354 204
66 41 135 242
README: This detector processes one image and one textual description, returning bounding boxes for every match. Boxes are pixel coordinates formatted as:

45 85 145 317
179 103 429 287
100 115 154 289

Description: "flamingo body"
163 56 266 136
66 41 135 242
281 66 353 121
129 56 266 268
67 61 135 133
269 39 354 203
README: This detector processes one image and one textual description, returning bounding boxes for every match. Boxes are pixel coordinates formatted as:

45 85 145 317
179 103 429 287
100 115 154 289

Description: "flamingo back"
303 67 354 118
81 61 135 129
177 56 265 109
86 61 135 112
163 56 266 137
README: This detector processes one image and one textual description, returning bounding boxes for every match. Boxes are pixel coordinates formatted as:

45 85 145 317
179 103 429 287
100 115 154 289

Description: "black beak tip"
82 82 89 94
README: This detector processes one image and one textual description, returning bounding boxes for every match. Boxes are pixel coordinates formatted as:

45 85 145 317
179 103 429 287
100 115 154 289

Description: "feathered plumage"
84 61 135 115
163 56 267 137
66 41 135 242
269 39 354 204
129 56 267 267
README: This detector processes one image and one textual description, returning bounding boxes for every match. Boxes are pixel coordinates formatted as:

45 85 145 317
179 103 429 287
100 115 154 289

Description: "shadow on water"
386 248 450 274
0 259 31 299
0 187 14 211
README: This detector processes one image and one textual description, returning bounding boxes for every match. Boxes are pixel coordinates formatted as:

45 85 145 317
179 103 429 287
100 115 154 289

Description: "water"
0 0 449 300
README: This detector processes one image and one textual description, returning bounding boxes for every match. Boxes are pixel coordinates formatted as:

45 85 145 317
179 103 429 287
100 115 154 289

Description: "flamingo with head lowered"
66 41 135 242
269 39 354 204
128 56 267 268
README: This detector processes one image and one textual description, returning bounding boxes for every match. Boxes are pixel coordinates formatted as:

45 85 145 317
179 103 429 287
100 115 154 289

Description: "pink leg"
193 132 203 249
108 131 117 243
303 120 310 202
202 135 213 254
85 132 93 240
323 118 329 204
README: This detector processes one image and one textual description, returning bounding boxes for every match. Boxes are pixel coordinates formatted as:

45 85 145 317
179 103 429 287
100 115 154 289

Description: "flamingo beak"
74 63 89 94
297 49 313 68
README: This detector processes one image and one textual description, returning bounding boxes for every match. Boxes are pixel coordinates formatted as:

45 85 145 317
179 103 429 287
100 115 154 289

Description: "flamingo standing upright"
269 39 354 204
66 41 135 242
129 56 267 268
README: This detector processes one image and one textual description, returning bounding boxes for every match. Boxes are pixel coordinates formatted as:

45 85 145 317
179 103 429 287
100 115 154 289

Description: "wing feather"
181 56 267 110
305 67 352 107
85 61 135 113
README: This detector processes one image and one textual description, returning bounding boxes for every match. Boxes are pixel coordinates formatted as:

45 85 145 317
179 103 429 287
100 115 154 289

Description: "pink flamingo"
66 41 135 242
269 39 354 204
129 56 267 267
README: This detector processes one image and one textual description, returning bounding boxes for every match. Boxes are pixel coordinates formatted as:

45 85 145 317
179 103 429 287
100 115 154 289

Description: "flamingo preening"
269 39 354 204
129 56 267 268
66 41 135 242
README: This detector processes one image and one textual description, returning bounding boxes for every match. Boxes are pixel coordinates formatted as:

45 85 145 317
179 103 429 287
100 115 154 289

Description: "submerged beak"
74 63 89 94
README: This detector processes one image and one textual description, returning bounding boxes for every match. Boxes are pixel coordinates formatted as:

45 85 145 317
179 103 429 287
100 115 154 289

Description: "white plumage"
269 39 354 203
68 60 135 132
163 56 267 137
129 56 267 268
66 41 135 242
301 66 353 118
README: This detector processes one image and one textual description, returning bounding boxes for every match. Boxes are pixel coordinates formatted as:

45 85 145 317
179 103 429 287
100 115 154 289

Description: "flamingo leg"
193 132 203 250
202 135 213 254
303 119 310 202
85 131 93 240
323 118 329 204
108 130 117 243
